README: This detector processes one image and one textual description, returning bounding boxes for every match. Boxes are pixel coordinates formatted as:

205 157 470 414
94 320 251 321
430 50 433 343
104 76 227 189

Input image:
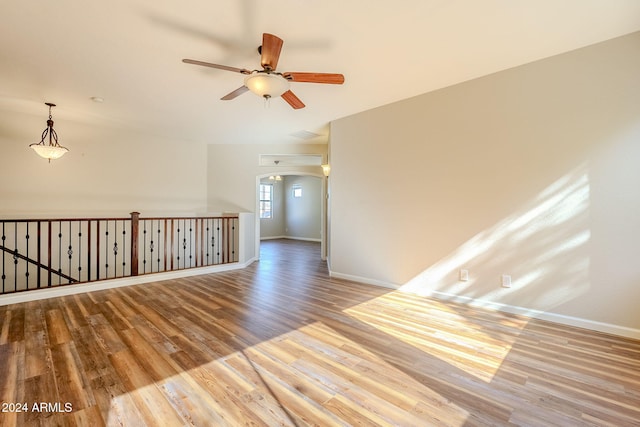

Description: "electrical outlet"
501 274 512 288
459 269 469 281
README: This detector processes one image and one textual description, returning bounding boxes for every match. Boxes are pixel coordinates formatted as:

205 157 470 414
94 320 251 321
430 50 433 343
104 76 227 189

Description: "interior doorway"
255 173 327 261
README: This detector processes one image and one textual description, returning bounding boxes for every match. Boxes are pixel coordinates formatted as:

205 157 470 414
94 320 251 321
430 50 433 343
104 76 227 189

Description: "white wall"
329 32 640 334
0 109 208 217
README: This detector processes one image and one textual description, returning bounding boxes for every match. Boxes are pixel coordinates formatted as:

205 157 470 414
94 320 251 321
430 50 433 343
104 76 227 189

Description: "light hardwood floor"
1 239 639 426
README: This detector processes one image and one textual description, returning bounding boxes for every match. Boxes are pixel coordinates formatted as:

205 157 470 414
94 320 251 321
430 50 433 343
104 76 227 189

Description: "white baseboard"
329 270 397 289
0 257 257 306
329 270 640 340
261 236 321 242
423 289 640 340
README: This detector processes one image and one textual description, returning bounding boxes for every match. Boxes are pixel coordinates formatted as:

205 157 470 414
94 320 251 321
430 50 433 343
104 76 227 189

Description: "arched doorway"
255 172 327 261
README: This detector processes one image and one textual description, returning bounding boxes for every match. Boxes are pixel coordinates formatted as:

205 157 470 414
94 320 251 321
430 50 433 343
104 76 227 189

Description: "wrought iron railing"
0 212 239 294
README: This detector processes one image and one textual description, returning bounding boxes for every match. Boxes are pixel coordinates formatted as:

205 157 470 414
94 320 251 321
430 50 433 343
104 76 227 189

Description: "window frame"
259 183 274 219
292 184 302 198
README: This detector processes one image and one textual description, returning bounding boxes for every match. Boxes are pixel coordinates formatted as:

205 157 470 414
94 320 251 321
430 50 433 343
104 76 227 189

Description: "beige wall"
0 109 208 217
329 32 640 332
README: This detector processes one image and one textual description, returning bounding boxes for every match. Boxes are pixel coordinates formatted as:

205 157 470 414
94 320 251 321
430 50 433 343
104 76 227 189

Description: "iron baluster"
58 221 63 285
176 222 181 268
105 222 110 277
232 219 236 262
186 219 190 268
36 221 41 288
217 220 221 264
122 223 126 274
2 222 5 293
25 222 30 289
13 222 18 292
224 218 228 264
1 223 5 293
196 218 201 267
77 222 82 281
68 221 73 284
113 221 118 278
206 219 210 265
47 220 52 287
157 223 161 272
86 220 91 282
188 219 192 267
96 220 101 281
143 220 147 273
166 219 170 271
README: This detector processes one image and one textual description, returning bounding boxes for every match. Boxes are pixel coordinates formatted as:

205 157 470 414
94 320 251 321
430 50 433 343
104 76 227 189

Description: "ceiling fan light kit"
183 33 344 109
245 72 290 99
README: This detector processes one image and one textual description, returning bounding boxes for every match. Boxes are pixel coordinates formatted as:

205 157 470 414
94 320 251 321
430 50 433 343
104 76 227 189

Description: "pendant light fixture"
29 102 69 162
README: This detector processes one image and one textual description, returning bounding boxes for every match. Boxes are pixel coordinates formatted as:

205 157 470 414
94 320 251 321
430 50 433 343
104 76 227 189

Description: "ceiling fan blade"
260 33 284 70
281 90 305 109
182 58 250 74
221 85 250 100
283 72 345 84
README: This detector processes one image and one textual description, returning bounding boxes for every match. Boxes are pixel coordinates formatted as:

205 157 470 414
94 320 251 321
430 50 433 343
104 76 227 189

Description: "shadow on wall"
401 164 590 316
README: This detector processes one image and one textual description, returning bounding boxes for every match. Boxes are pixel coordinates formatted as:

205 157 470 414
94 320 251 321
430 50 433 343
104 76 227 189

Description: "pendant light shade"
30 143 69 160
29 102 69 162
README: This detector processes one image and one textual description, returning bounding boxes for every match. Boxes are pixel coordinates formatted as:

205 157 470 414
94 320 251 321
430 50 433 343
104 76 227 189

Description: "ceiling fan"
183 33 345 109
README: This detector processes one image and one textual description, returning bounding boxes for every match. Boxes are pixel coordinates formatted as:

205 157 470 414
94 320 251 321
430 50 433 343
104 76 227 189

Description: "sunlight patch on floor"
295 321 472 426
343 294 523 384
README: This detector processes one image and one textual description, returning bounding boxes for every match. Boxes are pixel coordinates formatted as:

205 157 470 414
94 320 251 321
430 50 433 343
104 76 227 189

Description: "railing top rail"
0 214 239 223
139 215 239 220
0 217 130 223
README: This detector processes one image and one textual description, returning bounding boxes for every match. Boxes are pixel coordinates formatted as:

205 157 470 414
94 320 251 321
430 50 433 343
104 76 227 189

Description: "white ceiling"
2 0 640 146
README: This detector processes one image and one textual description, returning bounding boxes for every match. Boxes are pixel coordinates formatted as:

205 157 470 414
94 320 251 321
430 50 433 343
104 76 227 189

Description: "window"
292 184 302 198
259 184 273 219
